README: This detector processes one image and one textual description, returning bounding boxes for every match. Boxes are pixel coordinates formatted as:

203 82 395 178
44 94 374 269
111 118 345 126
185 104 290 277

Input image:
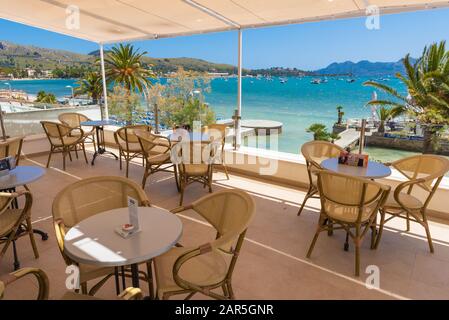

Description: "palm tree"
104 44 155 92
364 41 449 153
104 44 155 124
376 106 404 133
75 72 103 104
36 90 57 104
306 123 340 142
336 106 344 125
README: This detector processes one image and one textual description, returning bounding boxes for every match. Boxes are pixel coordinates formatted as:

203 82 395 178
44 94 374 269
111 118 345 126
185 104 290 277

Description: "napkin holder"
338 151 369 168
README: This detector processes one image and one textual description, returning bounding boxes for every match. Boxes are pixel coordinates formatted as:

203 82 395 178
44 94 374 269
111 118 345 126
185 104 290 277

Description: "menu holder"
114 197 141 239
338 151 369 168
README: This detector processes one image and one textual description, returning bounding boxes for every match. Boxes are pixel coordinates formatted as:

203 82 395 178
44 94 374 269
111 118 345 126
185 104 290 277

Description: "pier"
335 128 363 150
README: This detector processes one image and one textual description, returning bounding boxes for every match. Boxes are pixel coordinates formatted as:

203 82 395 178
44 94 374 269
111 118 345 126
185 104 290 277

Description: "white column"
99 44 109 120
236 29 243 148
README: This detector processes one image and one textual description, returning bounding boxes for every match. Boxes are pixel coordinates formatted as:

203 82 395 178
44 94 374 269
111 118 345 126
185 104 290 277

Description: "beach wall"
4 105 101 137
366 133 449 155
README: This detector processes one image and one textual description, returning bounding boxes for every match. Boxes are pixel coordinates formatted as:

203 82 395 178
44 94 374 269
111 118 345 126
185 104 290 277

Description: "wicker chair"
134 129 178 190
58 112 96 150
41 121 88 171
0 267 143 300
114 125 152 178
375 155 449 253
174 140 218 205
202 124 230 179
154 189 255 300
298 141 344 216
0 136 24 165
306 170 390 276
0 191 38 270
52 176 152 296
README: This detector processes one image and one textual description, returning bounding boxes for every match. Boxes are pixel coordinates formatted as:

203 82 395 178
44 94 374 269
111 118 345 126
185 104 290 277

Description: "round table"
80 120 119 165
0 166 46 190
321 157 391 179
64 206 183 292
0 166 48 269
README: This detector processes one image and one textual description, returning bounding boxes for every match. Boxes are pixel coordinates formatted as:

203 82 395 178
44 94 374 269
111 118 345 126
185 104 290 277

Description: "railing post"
359 118 367 154
235 29 243 149
99 43 109 121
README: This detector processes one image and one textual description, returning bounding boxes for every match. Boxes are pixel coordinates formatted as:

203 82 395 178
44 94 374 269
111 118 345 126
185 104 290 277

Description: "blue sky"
1 8 449 70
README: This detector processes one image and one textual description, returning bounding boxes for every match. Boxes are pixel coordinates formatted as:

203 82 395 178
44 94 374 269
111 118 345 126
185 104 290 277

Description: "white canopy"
1 0 448 44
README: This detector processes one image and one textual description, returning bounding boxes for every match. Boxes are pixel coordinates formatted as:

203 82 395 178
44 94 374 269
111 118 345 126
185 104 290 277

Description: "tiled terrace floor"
3 147 449 300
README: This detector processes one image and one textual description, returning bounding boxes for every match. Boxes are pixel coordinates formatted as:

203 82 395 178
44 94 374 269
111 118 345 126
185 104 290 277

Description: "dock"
335 128 362 149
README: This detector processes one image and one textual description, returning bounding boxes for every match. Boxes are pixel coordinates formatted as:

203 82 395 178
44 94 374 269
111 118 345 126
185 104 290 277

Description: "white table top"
0 166 46 190
321 157 392 179
63 206 183 267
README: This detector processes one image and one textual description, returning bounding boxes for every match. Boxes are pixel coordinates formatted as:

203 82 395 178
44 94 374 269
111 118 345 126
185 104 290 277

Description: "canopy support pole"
235 29 242 149
99 43 109 120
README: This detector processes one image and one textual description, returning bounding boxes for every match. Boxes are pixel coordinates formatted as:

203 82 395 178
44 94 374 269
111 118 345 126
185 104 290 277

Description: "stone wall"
366 132 449 155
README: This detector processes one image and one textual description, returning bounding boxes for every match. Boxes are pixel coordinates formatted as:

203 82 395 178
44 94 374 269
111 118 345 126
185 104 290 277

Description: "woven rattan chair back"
0 136 24 165
58 112 90 128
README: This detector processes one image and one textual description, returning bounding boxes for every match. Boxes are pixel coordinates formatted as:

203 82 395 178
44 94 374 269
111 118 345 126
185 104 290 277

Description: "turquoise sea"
0 77 417 160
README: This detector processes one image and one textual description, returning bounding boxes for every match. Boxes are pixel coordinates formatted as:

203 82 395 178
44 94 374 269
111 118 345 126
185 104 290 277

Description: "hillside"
315 59 413 76
0 40 413 78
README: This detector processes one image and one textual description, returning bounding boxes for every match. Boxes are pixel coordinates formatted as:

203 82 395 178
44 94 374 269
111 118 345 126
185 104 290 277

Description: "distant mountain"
314 59 415 76
0 41 240 77
1 40 417 78
0 40 92 69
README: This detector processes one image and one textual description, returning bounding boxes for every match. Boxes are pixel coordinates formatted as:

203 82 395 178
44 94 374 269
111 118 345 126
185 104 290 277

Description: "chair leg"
174 165 180 192
68 148 73 162
406 212 410 231
146 260 154 300
82 143 88 164
355 238 361 277
327 218 334 236
26 217 39 259
223 162 230 180
307 217 324 258
422 214 434 253
298 187 314 216
222 283 229 298
119 151 122 170
81 282 88 295
142 170 148 189
46 147 53 168
179 176 186 205
374 210 386 249
227 282 235 300
62 149 67 171
125 158 129 178
0 230 15 258
75 147 79 159
370 215 377 250
208 176 213 193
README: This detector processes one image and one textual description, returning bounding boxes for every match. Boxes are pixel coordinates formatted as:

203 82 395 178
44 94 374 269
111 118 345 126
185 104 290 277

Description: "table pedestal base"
91 126 118 165
91 147 118 165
